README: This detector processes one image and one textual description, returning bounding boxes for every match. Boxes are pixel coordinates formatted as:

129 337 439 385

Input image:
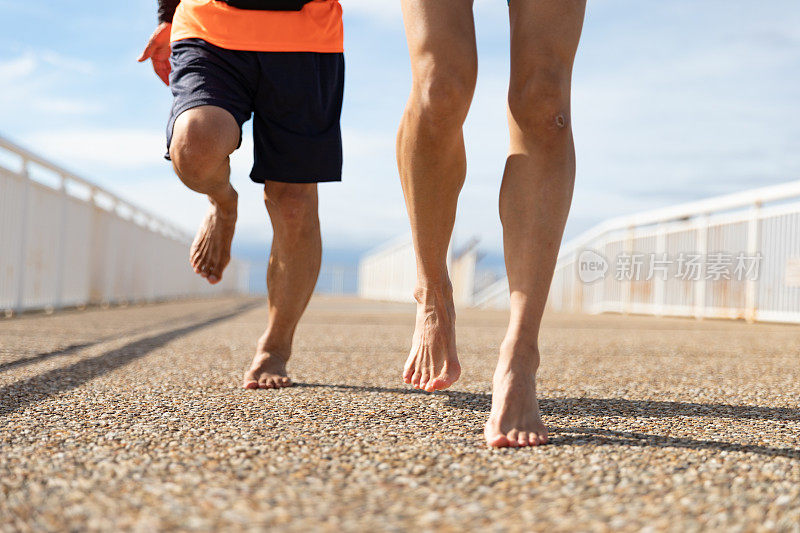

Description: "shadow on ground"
295 382 800 459
548 426 799 459
0 301 260 417
0 308 241 374
296 382 799 422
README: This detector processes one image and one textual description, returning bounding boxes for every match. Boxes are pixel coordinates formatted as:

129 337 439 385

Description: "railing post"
623 226 634 315
105 199 119 306
599 233 607 313
89 187 100 305
334 267 344 296
655 224 666 316
745 202 761 323
694 214 709 320
54 174 69 310
14 161 31 315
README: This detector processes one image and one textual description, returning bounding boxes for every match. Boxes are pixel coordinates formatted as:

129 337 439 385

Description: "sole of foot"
190 189 238 285
402 285 461 392
484 341 548 448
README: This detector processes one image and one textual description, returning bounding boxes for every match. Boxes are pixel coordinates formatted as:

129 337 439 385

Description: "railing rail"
0 135 189 241
474 180 800 324
558 180 800 261
0 134 249 314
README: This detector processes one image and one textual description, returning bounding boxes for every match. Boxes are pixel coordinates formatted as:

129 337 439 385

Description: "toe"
517 431 530 447
428 365 460 391
402 365 413 384
419 370 430 390
425 378 441 391
426 375 452 391
243 381 259 390
507 429 520 447
279 376 292 387
487 433 511 448
410 370 421 388
537 432 549 445
208 274 219 284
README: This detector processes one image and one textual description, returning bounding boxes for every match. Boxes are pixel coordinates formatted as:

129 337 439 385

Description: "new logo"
578 249 608 283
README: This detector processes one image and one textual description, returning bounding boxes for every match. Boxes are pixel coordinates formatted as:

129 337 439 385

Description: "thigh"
401 0 478 82
167 38 256 152
508 0 586 85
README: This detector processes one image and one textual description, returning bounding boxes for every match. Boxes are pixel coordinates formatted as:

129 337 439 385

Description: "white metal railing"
357 234 480 306
474 180 800 324
0 134 249 315
358 234 418 302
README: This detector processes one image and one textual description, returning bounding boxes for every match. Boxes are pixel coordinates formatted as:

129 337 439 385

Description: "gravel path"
1 296 798 532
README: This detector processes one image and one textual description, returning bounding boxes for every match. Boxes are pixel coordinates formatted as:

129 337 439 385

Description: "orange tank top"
170 0 343 53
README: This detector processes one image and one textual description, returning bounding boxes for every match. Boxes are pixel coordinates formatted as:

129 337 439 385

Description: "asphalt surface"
1 296 798 532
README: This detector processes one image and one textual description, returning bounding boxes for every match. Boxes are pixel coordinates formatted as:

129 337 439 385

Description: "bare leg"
243 183 321 389
170 106 240 284
485 0 586 447
397 0 477 392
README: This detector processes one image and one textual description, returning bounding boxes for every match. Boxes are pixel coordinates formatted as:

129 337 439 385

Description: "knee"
411 61 477 128
170 116 232 189
508 64 572 141
264 184 319 233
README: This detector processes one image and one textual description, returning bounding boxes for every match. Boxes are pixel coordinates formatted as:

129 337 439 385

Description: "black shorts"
166 38 344 184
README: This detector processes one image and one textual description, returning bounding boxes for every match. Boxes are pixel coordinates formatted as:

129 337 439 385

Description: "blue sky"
1 0 799 260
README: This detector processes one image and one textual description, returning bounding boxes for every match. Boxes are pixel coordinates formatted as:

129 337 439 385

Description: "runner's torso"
168 0 343 53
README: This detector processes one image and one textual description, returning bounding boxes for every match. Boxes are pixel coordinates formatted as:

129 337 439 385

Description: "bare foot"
484 339 548 448
243 350 293 390
190 187 238 284
403 284 461 392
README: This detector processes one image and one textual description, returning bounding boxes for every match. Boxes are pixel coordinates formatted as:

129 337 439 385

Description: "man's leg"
485 0 586 447
170 106 240 284
243 183 321 389
397 0 477 392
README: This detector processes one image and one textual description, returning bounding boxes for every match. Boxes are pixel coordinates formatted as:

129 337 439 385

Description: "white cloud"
0 50 103 120
38 50 96 75
31 98 104 115
0 52 37 79
23 128 165 171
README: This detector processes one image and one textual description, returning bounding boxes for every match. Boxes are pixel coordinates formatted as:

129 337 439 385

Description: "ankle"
413 280 453 304
209 186 238 215
499 336 540 370
254 348 290 364
256 333 292 360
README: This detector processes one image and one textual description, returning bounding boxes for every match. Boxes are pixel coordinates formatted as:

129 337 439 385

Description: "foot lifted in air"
403 284 461 392
190 186 238 284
